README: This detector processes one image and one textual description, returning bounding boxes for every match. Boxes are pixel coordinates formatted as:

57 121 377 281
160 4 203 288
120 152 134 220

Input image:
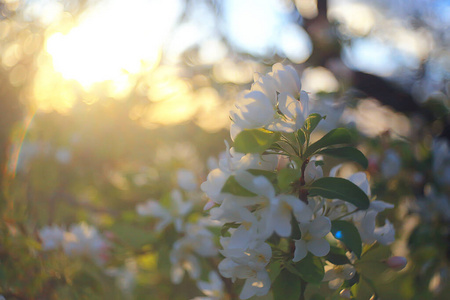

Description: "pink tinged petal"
203 200 216 211
310 216 331 238
293 239 308 262
385 256 407 270
307 238 330 257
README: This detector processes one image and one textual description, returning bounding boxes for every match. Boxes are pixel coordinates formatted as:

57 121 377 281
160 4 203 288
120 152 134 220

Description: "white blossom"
136 189 192 232
192 271 224 300
62 223 109 265
39 225 65 250
323 263 356 289
293 216 331 262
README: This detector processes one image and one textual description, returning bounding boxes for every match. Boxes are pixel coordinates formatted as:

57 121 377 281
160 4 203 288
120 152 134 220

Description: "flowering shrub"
196 63 397 299
4 62 449 300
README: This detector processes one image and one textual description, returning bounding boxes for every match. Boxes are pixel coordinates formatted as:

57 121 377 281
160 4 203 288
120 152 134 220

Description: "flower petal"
307 238 330 257
293 239 307 262
310 216 331 238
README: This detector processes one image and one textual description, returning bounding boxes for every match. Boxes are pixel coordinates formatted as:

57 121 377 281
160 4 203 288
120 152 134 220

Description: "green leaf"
234 128 279 154
291 253 325 283
331 221 363 259
221 175 257 197
307 177 370 210
268 260 283 282
272 268 302 300
326 246 352 265
304 128 354 158
297 129 306 146
110 223 156 248
277 168 300 191
317 147 368 169
304 113 325 132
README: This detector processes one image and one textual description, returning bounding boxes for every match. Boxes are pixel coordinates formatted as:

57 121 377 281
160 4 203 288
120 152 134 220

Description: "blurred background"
0 0 449 299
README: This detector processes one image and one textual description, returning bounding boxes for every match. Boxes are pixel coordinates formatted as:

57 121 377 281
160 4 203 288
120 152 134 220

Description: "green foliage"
326 246 352 265
285 253 325 284
277 168 300 191
234 128 280 153
272 268 302 300
331 221 363 259
307 177 370 210
316 147 368 169
303 113 325 133
247 169 278 183
303 128 354 158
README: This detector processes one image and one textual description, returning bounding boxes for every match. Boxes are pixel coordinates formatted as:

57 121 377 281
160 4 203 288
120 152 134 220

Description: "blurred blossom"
63 222 110 265
295 0 318 19
301 67 339 94
328 1 376 37
385 256 407 271
177 169 198 191
344 99 411 138
55 147 71 164
322 263 356 289
136 189 193 232
381 149 401 179
432 138 450 186
39 225 65 250
106 259 138 295
415 186 450 222
40 223 110 265
193 271 224 300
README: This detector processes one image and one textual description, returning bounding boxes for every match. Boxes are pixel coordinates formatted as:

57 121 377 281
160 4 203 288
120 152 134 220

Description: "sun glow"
45 0 183 90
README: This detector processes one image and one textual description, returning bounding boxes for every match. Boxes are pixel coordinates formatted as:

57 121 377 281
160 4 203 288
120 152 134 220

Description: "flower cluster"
39 222 110 265
136 169 220 289
201 64 396 299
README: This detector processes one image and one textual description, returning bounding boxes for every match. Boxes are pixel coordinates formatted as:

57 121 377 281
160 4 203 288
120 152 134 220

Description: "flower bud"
385 256 407 270
339 288 351 299
276 155 290 171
